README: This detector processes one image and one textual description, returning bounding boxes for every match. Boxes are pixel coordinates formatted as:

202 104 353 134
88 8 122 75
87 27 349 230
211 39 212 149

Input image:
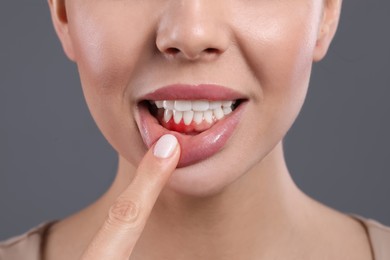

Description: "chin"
162 150 246 198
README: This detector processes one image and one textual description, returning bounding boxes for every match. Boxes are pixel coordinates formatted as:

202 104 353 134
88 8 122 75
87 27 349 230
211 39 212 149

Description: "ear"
47 0 76 61
313 0 342 62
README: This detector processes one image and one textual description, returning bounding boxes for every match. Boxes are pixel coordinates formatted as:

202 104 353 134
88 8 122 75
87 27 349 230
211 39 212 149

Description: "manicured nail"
153 134 178 159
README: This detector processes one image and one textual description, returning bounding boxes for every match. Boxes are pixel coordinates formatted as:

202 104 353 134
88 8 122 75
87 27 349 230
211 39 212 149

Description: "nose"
156 1 230 61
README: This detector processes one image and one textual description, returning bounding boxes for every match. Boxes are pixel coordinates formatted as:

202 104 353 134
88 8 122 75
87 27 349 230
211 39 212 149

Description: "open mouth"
142 99 244 135
136 84 248 167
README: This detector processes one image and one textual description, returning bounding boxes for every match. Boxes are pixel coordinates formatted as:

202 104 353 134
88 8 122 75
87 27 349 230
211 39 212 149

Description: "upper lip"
138 84 248 102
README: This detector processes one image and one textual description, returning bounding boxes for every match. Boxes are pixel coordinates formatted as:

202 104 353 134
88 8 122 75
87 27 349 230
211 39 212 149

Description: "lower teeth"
161 106 232 126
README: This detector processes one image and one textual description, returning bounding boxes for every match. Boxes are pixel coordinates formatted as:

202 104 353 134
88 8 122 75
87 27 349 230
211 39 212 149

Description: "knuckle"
107 199 142 229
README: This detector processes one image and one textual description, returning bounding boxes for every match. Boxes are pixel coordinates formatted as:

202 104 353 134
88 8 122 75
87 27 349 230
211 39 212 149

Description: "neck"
59 142 313 259
45 142 371 260
93 142 311 259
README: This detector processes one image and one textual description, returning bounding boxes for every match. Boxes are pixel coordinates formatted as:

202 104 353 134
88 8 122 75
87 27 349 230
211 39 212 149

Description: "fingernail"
153 134 178 159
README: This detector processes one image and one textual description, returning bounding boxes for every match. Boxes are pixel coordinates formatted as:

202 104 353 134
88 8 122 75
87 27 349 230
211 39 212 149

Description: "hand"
80 134 180 260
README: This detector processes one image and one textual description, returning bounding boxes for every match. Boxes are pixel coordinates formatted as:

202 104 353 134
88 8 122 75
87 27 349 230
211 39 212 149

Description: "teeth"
209 101 222 110
173 110 183 124
164 109 173 123
163 100 175 110
193 111 203 124
192 100 209 111
174 100 192 111
153 99 237 126
155 101 164 108
213 107 224 120
223 107 232 115
183 111 194 125
222 100 232 107
204 110 213 124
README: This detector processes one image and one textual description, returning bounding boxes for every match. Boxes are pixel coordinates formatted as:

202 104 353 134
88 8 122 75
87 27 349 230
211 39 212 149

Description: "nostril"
165 47 180 56
162 47 220 59
205 48 219 54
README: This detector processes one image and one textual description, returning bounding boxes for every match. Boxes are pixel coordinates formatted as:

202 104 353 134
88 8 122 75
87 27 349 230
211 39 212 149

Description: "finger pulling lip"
136 84 248 168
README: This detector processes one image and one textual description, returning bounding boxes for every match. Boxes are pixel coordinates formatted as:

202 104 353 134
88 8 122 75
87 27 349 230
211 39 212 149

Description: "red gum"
161 118 218 134
157 110 218 134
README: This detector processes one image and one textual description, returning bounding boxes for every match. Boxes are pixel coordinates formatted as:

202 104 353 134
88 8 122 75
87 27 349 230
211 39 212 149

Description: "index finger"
81 134 180 260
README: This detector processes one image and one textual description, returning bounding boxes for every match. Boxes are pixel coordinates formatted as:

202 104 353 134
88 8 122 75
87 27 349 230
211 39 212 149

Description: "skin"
45 0 373 259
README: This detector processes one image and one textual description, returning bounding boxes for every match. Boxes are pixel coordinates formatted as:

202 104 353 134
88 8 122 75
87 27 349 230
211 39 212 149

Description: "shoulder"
352 215 390 260
0 221 57 260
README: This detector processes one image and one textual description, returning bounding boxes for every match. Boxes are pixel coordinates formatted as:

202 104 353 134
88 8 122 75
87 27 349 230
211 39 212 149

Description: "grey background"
0 1 389 240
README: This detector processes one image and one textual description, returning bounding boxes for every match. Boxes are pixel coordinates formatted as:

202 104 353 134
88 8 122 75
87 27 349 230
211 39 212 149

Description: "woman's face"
51 0 339 196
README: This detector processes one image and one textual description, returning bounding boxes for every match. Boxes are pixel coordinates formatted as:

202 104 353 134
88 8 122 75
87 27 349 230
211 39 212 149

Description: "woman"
1 0 389 259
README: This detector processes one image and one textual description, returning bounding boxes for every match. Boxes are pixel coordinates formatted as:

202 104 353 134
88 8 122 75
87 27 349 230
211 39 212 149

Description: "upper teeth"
150 99 236 125
154 100 234 112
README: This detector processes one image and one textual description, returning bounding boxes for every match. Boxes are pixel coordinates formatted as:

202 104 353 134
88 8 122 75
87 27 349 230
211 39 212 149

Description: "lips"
136 84 248 167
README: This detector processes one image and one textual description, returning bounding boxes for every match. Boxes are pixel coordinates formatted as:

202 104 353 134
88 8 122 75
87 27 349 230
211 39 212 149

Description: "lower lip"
138 102 247 167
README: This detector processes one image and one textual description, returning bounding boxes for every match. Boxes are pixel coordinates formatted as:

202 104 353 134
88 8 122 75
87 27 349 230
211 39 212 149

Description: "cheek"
225 3 321 171
234 3 320 129
66 3 156 165
68 3 152 97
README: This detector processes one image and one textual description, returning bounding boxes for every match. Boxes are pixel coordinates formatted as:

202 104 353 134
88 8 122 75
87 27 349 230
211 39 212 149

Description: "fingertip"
153 134 179 159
